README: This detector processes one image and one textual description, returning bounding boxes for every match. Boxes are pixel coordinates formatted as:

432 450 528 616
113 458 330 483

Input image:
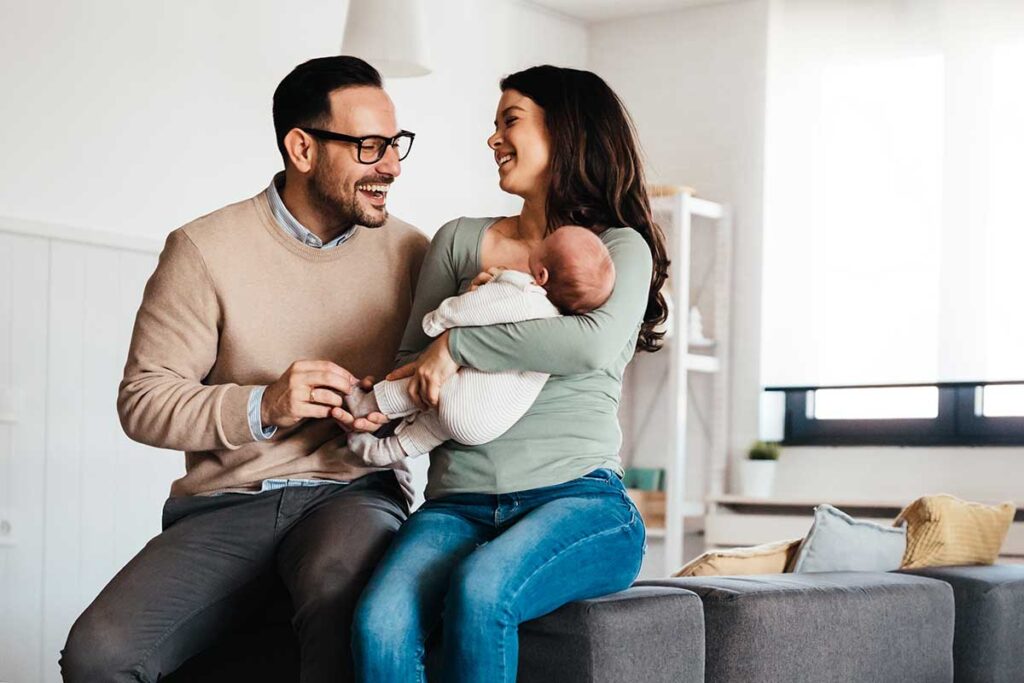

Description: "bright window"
763 1 1024 392
981 385 1024 418
811 387 939 420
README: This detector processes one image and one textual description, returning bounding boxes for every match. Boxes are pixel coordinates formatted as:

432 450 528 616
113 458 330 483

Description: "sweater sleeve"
447 228 653 375
117 229 259 452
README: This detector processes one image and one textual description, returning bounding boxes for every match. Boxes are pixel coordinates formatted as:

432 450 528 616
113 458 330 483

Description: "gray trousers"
59 471 408 683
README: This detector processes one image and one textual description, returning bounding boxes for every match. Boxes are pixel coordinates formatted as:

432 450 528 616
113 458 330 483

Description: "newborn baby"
345 225 616 466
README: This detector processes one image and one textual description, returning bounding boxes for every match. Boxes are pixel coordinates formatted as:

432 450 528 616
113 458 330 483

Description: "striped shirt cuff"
247 386 277 441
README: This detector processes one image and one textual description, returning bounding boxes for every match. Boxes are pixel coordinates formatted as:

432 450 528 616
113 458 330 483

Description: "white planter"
739 459 777 498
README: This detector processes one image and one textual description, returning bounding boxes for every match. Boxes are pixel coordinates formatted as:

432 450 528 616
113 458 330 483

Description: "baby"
345 225 616 466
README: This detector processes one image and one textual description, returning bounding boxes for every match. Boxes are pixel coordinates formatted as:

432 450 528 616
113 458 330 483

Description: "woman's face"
487 89 551 200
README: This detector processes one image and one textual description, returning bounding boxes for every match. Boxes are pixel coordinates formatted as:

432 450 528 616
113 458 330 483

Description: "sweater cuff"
218 384 261 449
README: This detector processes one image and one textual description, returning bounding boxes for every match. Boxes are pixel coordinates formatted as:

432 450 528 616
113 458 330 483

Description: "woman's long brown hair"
500 65 669 352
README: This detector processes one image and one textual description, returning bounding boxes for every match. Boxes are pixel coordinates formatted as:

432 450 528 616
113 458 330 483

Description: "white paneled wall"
0 223 181 683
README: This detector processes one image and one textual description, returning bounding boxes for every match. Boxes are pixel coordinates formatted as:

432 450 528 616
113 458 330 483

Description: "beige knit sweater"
117 190 429 498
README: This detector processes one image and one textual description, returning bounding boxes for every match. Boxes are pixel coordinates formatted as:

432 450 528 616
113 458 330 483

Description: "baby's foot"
347 432 409 467
344 386 380 418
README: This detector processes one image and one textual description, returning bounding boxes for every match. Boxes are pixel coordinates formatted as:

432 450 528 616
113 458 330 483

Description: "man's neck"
279 172 353 244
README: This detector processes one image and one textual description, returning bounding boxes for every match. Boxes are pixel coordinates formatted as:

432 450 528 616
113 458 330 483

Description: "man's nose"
375 144 401 177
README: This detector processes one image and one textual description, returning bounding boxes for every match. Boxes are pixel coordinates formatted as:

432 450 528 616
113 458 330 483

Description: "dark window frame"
765 381 1024 446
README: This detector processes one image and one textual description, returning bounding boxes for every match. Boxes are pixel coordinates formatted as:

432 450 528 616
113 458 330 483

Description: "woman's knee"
351 588 417 656
445 560 509 625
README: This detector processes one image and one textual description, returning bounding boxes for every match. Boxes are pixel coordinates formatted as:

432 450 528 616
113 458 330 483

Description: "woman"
351 64 670 682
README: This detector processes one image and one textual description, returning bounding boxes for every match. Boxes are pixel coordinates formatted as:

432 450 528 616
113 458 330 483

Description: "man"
60 56 428 682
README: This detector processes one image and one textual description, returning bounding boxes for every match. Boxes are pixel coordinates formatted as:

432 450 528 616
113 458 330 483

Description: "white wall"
588 0 771 496
0 228 181 683
0 0 586 240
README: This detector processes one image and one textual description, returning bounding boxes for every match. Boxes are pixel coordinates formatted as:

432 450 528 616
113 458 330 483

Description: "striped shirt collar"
266 172 355 249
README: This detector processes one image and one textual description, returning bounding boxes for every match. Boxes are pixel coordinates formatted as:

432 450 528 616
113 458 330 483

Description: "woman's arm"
392 218 467 368
447 227 654 375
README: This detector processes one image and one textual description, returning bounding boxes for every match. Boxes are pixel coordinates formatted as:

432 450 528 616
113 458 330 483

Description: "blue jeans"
351 468 646 683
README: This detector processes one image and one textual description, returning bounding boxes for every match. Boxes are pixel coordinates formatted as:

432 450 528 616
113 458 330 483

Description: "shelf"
685 354 719 373
641 186 732 575
708 494 906 509
650 191 724 220
0 413 17 424
687 197 725 220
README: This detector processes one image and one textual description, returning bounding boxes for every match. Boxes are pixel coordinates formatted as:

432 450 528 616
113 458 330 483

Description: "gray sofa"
165 564 1024 682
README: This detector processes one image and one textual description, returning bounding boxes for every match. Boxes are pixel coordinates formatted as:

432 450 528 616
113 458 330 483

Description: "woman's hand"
386 331 459 410
467 267 506 292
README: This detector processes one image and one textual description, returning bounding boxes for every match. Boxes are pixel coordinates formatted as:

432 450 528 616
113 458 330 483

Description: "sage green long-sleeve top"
396 216 653 499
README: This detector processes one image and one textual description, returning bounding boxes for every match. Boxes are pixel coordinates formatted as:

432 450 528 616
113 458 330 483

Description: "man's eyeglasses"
300 128 415 164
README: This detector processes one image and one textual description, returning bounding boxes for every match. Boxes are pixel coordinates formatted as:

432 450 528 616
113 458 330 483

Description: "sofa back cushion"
674 538 802 577
895 494 1014 569
790 504 907 573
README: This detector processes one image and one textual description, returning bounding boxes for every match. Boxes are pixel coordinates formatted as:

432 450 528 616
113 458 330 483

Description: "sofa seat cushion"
639 572 954 683
900 564 1024 683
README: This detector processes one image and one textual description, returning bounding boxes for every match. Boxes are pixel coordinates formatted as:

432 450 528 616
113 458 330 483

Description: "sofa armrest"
517 585 705 683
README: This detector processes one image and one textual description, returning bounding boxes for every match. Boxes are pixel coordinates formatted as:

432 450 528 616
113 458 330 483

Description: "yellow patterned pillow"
894 494 1015 569
673 538 802 577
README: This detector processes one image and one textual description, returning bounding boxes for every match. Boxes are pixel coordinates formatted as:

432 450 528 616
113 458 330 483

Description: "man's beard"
309 160 389 230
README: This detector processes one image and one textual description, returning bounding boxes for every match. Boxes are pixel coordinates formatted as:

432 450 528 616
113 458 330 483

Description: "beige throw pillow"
895 494 1015 569
673 538 803 577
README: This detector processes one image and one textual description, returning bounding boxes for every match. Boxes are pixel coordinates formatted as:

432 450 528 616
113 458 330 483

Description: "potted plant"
739 440 780 498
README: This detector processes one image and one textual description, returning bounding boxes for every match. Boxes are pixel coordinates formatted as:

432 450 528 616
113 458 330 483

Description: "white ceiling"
524 0 736 23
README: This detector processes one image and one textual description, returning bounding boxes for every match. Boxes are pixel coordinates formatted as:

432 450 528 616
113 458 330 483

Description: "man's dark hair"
272 55 383 164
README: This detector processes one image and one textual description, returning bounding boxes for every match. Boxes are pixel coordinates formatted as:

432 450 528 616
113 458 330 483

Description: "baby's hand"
468 267 506 292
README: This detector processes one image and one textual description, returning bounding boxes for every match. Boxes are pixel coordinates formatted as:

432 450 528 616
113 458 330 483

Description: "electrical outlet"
0 515 13 547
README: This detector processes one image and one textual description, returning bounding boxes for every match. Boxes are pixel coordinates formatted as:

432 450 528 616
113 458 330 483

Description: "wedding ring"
309 388 316 404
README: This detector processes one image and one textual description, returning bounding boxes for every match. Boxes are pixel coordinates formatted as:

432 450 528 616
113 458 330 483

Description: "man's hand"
329 375 390 433
385 331 459 410
261 360 357 430
467 267 505 292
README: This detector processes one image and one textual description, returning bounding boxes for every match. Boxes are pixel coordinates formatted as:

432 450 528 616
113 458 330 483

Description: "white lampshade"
342 0 432 78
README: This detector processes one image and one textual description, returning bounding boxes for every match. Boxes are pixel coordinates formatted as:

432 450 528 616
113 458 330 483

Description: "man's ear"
283 128 315 173
535 267 549 286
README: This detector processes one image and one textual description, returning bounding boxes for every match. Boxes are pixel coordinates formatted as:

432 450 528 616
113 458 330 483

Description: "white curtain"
761 0 1024 387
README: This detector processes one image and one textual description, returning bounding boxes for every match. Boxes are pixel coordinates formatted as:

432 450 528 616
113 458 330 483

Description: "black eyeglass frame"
299 127 415 164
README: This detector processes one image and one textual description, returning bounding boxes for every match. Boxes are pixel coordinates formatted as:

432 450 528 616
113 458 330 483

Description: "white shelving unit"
649 187 732 575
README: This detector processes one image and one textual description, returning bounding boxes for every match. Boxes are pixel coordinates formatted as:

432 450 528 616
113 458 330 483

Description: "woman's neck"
516 198 548 242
